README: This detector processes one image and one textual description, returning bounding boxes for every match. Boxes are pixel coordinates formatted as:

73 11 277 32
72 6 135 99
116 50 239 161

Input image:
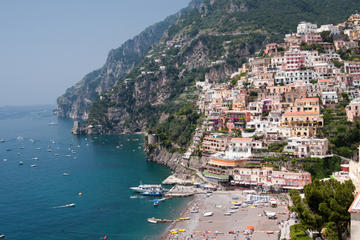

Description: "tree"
289 179 355 240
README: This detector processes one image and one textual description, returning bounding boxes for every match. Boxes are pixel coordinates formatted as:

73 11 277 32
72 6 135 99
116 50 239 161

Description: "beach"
161 190 290 240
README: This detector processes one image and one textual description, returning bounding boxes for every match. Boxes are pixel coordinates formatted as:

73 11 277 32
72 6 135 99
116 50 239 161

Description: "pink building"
285 50 306 71
346 98 360 122
301 32 322 44
232 167 312 189
264 43 278 55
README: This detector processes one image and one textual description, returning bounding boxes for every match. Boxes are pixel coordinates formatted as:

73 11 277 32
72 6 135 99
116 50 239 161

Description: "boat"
6 149 11 152
0 234 5 238
32 157 39 160
63 173 70 176
20 146 24 149
230 206 239 209
147 218 158 224
224 212 231 216
35 147 40 150
19 161 24 165
48 122 58 126
48 149 52 152
153 200 159 207
142 190 162 197
203 212 213 217
30 164 37 168
190 209 199 213
65 203 75 208
0 138 5 143
130 184 163 193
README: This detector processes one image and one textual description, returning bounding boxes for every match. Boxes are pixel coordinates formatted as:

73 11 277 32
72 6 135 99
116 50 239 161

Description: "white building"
297 22 318 35
321 91 338 104
316 24 340 35
225 138 252 160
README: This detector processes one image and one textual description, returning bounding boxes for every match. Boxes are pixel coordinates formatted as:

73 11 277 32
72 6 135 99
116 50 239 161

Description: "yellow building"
281 111 323 137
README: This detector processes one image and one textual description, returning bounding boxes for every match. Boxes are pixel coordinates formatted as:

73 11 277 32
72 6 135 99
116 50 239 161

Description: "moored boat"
130 184 163 193
142 190 162 197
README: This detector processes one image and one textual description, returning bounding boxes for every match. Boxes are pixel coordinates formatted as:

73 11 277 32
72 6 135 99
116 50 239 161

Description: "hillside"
57 0 360 146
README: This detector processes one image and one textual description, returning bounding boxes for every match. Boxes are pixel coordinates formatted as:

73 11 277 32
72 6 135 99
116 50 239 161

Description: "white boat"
224 212 231 216
35 147 40 150
48 122 58 126
65 203 75 208
30 164 37 168
0 234 5 238
19 161 24 165
3 159 7 162
147 218 157 224
190 209 199 213
203 212 213 217
0 139 5 143
32 157 39 160
130 184 163 193
63 173 70 176
48 149 52 152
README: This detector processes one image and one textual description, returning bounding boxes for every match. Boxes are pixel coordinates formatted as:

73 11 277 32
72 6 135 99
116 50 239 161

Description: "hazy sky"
0 0 191 106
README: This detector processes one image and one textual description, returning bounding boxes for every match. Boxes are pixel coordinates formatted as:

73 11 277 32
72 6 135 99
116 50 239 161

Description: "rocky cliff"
56 14 178 119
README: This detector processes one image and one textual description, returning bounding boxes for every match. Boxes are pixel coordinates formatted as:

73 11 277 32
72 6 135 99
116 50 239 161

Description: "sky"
0 0 191 106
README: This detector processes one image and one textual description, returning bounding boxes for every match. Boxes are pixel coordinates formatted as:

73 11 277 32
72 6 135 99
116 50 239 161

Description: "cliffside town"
146 15 360 192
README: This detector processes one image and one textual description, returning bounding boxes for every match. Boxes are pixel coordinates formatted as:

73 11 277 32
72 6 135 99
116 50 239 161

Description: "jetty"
164 185 206 198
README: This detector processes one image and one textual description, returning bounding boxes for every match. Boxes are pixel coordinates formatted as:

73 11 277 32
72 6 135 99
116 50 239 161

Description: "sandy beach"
161 190 290 240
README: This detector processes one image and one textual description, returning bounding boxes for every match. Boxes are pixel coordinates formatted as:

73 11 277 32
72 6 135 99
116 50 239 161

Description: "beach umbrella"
246 225 254 231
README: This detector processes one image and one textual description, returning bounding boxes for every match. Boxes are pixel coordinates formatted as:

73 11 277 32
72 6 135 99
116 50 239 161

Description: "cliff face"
58 0 360 135
56 14 178 120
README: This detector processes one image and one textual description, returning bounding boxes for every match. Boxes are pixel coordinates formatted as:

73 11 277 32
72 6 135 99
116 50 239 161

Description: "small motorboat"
48 149 52 152
0 138 5 143
147 218 157 224
6 149 11 152
230 206 239 210
63 173 70 176
20 146 24 149
32 157 39 160
35 147 40 150
203 212 213 217
30 164 37 168
190 209 199 213
65 203 75 208
19 161 24 166
153 200 159 207
3 159 7 162
0 234 5 238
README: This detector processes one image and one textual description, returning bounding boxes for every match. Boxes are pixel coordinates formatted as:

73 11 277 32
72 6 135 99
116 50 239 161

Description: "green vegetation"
300 43 325 53
290 224 311 240
152 104 200 149
289 179 355 240
318 98 360 158
267 142 287 152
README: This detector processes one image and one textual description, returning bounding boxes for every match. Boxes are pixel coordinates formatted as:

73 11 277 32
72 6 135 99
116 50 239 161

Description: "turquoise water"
0 106 186 240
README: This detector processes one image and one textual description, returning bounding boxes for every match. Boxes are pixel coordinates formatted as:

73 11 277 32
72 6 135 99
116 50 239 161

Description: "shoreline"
160 190 291 240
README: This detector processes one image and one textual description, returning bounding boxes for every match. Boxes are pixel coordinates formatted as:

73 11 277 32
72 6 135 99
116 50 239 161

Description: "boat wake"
52 203 76 208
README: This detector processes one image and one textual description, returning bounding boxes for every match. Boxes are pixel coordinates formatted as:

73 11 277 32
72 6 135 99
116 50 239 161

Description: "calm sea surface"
0 105 186 240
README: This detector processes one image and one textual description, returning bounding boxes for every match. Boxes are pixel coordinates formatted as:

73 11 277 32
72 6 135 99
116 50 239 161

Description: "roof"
298 97 319 102
231 138 252 142
283 111 319 116
318 79 331 82
349 193 360 213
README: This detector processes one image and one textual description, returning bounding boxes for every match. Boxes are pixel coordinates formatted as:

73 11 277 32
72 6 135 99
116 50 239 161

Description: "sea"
0 105 187 240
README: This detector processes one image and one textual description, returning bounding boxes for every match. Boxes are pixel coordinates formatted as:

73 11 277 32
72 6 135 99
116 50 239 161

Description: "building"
346 98 360 122
281 111 324 137
201 134 230 154
233 167 312 189
321 91 338 104
301 32 322 44
317 24 340 35
297 22 318 35
285 50 306 71
224 138 253 160
348 193 360 240
284 137 329 158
